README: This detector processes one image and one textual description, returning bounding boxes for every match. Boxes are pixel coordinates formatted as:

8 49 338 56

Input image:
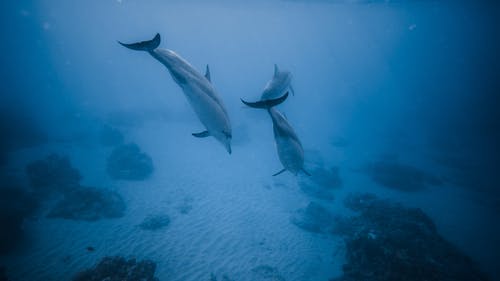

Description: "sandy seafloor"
2 117 498 281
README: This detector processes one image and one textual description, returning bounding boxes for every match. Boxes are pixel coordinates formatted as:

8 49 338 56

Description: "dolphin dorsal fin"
205 65 211 82
274 64 279 76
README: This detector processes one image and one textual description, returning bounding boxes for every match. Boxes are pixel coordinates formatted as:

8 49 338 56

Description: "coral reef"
291 202 334 234
25 154 82 196
72 256 158 281
107 143 154 181
47 186 126 221
332 193 490 281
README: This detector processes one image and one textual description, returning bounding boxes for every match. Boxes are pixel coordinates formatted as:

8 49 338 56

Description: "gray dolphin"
241 92 310 176
119 33 232 154
260 64 295 100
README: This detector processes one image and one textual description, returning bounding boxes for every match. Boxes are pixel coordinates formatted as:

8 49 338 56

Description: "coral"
25 154 82 196
332 193 490 281
106 143 153 181
72 256 158 281
47 186 125 221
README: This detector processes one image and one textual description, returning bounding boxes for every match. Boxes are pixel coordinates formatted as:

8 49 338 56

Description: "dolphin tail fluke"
241 92 289 109
118 33 161 51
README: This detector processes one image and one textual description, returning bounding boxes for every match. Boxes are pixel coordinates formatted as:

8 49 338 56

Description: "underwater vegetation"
362 159 443 192
331 193 490 281
106 143 154 181
72 256 158 281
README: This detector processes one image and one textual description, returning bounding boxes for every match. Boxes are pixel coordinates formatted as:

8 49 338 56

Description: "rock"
0 186 38 254
362 160 443 192
333 193 491 281
299 166 341 200
72 256 159 281
106 143 154 181
251 265 286 281
25 154 82 196
291 202 334 234
138 215 170 231
47 186 125 221
100 125 124 147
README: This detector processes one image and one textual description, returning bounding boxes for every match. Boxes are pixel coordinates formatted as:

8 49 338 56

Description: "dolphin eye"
222 131 232 139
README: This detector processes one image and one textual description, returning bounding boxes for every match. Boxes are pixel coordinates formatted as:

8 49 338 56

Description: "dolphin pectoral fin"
272 169 287 176
289 84 295 96
205 64 211 82
241 92 289 109
301 168 311 176
118 33 161 51
192 131 210 138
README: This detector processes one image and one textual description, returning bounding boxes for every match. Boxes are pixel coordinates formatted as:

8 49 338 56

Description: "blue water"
1 1 499 280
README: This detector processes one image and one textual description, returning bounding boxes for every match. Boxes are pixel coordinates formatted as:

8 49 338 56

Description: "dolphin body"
241 93 309 176
260 64 295 101
119 33 232 154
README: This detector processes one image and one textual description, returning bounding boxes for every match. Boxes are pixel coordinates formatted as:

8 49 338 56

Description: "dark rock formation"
332 193 490 281
0 186 38 254
138 215 170 231
47 186 125 221
362 160 443 191
25 154 82 196
106 143 153 181
291 202 334 234
72 256 158 281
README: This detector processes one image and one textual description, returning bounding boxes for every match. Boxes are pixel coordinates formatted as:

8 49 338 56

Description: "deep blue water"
1 1 499 280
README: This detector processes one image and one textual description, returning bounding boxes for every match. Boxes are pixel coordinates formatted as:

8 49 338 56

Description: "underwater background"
1 0 499 280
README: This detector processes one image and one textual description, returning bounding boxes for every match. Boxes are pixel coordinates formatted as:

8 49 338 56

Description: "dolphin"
241 92 310 176
260 64 295 101
118 33 232 154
